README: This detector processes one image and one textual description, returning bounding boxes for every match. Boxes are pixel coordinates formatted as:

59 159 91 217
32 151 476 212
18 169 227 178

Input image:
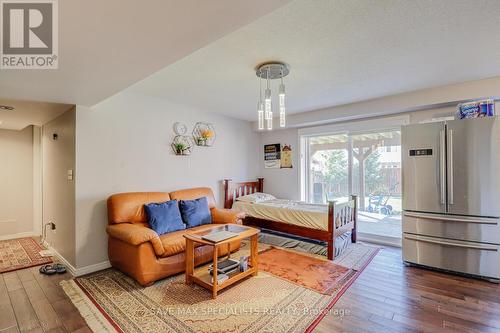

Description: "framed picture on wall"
264 143 281 168
281 144 292 168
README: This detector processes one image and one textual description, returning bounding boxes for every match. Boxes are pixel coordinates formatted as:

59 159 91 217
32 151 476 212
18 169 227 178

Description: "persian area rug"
61 243 379 333
0 237 52 273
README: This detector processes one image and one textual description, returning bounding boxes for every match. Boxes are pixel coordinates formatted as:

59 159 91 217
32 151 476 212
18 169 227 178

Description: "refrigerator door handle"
439 130 446 205
404 234 498 251
404 211 499 225
448 129 454 205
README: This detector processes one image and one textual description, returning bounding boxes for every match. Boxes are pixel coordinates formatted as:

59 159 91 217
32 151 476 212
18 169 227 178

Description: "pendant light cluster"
256 62 289 130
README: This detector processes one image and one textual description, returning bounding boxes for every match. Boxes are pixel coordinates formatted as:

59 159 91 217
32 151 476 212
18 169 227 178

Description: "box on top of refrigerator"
456 99 495 119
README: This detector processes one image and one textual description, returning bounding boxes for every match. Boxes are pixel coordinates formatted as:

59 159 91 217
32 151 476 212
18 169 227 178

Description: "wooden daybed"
223 178 357 260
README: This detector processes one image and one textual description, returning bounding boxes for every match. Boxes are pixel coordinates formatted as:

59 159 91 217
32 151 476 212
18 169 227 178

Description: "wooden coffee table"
184 224 260 299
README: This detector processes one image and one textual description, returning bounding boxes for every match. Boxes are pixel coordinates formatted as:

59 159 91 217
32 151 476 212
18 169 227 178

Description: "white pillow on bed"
236 192 276 203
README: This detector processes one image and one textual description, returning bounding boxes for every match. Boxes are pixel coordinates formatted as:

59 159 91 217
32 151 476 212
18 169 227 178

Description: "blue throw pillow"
144 200 186 235
179 197 212 228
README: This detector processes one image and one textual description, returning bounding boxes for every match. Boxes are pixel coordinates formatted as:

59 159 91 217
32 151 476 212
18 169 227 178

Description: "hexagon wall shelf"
171 135 193 155
192 122 216 146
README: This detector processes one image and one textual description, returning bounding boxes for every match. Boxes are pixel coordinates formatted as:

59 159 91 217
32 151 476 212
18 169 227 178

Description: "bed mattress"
232 199 328 231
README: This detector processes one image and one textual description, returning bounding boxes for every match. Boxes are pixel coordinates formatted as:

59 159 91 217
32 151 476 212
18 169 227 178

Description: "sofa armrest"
106 223 165 256
211 208 246 225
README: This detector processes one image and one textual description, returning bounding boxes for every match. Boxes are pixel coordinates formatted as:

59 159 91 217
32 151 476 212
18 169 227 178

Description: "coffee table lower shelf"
187 265 257 298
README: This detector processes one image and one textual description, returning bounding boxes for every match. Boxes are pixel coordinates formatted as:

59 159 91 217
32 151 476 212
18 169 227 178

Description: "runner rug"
0 237 52 273
61 243 379 333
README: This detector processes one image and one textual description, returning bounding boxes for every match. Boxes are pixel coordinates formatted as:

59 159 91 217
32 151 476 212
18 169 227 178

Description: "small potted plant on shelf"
171 139 191 155
193 122 216 146
173 142 186 155
196 129 214 146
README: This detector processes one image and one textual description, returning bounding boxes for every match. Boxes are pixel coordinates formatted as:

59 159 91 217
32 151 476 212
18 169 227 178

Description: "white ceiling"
0 0 291 106
0 99 72 130
130 0 500 121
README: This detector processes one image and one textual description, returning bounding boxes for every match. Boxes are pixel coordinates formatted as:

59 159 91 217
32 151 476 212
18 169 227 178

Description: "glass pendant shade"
264 88 272 121
279 83 286 127
267 111 273 130
257 102 264 130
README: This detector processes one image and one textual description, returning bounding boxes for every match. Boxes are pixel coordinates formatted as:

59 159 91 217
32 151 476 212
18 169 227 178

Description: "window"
301 125 403 242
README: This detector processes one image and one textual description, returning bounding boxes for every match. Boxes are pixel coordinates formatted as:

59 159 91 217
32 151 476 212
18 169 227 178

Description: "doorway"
301 127 402 245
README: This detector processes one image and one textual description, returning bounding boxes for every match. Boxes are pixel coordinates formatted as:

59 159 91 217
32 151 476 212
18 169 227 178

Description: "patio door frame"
299 115 409 246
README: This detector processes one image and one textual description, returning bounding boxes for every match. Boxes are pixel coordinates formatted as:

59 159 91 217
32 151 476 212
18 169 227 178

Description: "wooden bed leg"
351 194 358 244
328 201 335 260
327 239 334 260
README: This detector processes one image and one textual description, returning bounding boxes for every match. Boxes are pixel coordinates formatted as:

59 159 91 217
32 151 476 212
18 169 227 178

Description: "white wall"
42 109 76 266
75 92 260 268
32 126 42 237
0 127 34 237
260 128 300 200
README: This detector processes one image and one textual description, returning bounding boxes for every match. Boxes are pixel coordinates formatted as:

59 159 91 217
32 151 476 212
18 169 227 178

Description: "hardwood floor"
1 246 499 333
316 246 500 333
0 265 90 333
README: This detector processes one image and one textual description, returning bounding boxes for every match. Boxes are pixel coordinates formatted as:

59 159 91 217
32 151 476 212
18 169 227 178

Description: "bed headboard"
223 178 264 209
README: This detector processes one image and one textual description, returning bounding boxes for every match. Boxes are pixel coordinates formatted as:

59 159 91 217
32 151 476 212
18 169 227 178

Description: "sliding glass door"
304 129 402 241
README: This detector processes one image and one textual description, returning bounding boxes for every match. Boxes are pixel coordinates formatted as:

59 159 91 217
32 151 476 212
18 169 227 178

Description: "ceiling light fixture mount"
255 62 289 130
255 62 290 80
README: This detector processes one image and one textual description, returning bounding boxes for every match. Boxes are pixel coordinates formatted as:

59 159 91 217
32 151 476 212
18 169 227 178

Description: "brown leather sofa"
106 187 244 286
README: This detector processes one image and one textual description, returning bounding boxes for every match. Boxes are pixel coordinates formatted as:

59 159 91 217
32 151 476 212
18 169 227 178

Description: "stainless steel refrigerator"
402 116 500 282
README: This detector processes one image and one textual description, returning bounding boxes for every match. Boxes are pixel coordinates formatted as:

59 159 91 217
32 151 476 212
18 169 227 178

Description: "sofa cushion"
169 187 216 209
159 224 216 257
179 197 212 228
144 200 185 235
107 192 171 224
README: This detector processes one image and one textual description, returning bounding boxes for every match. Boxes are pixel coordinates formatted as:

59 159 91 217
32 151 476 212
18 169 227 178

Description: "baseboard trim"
41 241 111 277
42 241 77 276
74 261 111 277
358 232 402 247
0 231 36 241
